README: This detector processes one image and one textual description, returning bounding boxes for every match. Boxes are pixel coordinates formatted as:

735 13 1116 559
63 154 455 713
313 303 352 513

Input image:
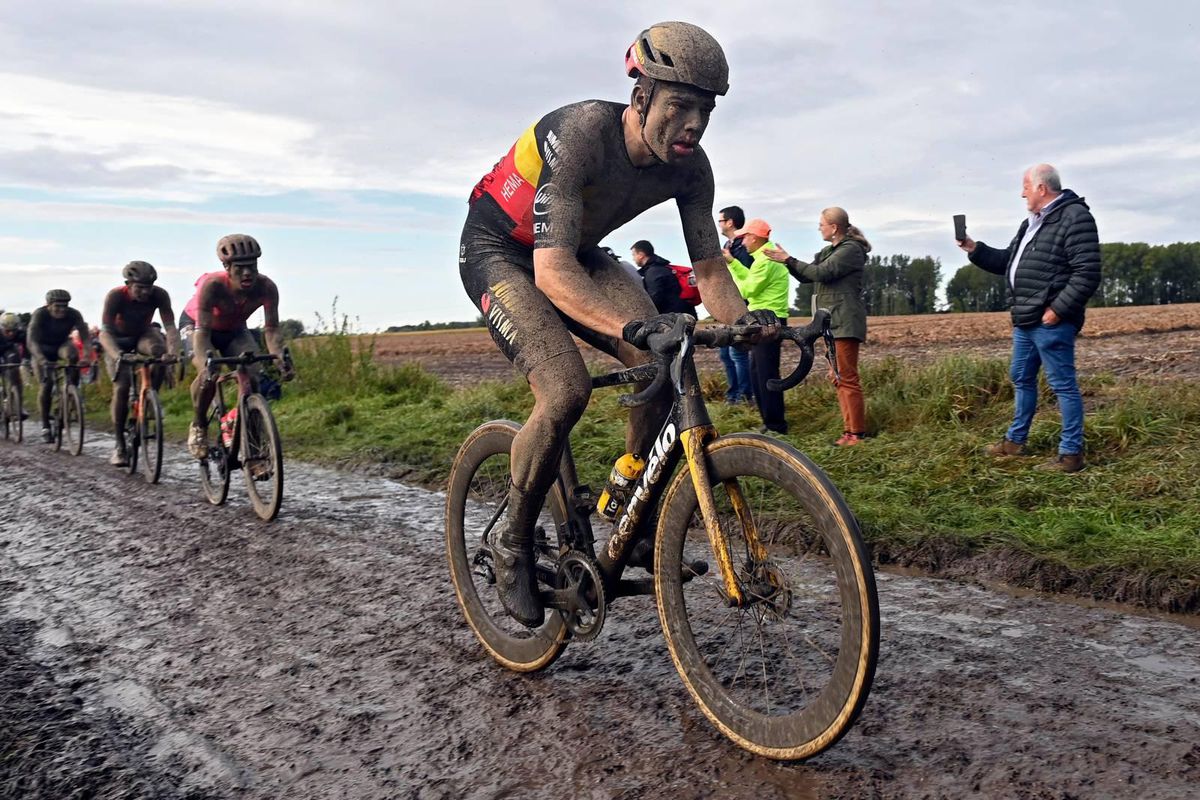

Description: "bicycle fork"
680 427 768 608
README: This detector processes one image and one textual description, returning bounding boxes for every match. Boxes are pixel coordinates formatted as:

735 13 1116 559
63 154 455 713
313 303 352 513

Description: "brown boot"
985 438 1028 457
1035 453 1085 473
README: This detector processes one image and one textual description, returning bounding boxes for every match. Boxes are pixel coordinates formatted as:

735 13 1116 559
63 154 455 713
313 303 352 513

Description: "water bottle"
220 406 239 447
596 453 646 519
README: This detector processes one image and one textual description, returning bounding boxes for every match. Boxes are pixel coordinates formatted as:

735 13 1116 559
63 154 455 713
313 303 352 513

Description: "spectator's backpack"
669 264 702 306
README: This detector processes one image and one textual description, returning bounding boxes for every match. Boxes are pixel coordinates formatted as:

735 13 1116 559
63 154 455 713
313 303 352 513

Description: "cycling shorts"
104 328 167 382
458 204 656 376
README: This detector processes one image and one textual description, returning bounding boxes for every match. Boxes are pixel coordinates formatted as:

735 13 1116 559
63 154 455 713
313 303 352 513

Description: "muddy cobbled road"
2 435 1198 800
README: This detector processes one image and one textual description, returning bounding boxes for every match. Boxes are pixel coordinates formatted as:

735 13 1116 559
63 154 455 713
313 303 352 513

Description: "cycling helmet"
123 260 158 284
624 21 729 96
46 289 71 304
216 233 262 264
0 312 17 330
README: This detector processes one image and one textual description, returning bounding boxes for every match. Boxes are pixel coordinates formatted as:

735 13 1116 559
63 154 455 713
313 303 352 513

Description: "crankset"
552 550 606 642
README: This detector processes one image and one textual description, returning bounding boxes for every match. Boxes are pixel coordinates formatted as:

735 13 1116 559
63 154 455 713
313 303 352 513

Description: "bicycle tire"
126 413 140 475
3 381 18 442
654 433 879 761
141 390 164 484
241 394 283 521
445 420 569 672
64 385 84 456
199 398 231 505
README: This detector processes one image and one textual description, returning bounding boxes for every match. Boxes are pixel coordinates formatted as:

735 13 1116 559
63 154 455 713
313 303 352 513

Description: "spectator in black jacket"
630 240 697 316
957 163 1101 473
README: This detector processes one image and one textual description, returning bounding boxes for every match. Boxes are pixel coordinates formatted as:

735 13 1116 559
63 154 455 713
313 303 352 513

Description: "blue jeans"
1007 323 1084 455
719 345 753 401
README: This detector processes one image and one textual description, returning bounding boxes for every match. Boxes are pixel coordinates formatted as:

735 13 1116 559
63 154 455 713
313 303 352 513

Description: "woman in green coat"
765 207 870 445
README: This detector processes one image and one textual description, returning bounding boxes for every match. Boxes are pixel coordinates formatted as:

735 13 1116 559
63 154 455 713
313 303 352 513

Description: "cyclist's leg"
571 247 667 463
227 328 262 394
105 339 136 464
34 345 58 435
137 328 167 390
59 343 80 386
189 329 235 456
461 232 591 627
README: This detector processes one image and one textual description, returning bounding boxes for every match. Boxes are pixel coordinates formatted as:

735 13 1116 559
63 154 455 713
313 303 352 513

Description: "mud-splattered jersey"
101 285 172 339
468 100 721 263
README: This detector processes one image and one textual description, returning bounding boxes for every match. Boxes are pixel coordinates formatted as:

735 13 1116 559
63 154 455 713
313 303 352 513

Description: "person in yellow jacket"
728 218 791 433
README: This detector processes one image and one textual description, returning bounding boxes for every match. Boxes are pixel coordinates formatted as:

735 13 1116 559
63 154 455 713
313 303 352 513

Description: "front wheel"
4 382 20 443
199 400 231 506
141 390 165 484
63 385 84 456
241 394 283 521
654 434 879 761
445 420 569 672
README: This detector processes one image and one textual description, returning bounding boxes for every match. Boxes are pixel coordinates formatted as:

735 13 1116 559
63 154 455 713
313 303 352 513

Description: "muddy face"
127 282 154 303
47 302 70 320
639 82 716 163
226 260 259 293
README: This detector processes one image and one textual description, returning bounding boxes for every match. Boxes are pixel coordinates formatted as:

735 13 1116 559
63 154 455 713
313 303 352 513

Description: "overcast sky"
1 1 1197 331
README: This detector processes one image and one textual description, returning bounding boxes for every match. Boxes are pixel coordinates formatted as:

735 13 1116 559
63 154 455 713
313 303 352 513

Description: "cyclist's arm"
192 282 217 372
677 161 745 324
156 289 180 358
258 277 284 358
98 288 124 361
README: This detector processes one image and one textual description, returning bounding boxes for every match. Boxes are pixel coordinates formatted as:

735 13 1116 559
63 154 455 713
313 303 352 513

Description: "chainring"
555 551 606 641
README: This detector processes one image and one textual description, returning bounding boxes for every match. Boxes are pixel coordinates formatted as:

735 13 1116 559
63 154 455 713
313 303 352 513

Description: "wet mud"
2 437 1198 799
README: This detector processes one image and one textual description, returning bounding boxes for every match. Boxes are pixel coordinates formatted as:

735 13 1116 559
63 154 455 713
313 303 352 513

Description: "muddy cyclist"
27 290 91 443
99 260 181 466
459 21 780 627
187 234 294 458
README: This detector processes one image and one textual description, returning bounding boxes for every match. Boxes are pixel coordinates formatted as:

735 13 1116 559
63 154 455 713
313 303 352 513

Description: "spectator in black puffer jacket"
630 240 697 316
958 163 1101 473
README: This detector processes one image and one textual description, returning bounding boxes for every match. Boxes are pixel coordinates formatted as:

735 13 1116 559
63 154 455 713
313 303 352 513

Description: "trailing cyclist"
187 234 294 459
99 261 181 466
460 21 776 627
0 312 26 386
27 290 90 443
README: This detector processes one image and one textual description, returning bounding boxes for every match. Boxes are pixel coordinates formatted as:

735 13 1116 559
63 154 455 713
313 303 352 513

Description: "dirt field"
3 435 1199 799
368 304 1200 387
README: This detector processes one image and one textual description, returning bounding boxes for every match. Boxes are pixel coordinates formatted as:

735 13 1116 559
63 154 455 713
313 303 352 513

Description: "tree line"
792 254 941 316
945 241 1200 312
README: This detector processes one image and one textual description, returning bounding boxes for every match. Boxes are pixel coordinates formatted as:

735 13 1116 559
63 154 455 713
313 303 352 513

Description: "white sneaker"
187 423 208 459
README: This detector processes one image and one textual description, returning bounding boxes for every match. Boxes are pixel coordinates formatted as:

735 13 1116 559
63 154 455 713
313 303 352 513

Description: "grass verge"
82 336 1200 613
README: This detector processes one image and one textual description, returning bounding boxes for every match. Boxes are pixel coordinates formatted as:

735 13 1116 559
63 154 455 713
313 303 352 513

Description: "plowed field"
369 304 1200 387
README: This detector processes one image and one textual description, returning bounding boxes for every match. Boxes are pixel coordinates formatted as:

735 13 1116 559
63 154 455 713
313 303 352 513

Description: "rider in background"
99 261 180 466
0 312 27 402
187 234 293 458
27 290 90 442
460 22 772 627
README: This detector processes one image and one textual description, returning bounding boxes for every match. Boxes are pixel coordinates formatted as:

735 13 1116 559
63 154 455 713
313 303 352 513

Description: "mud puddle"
2 435 1198 799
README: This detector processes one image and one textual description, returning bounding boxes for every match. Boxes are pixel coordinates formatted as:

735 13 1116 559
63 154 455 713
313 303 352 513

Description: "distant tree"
278 318 306 340
946 265 1007 312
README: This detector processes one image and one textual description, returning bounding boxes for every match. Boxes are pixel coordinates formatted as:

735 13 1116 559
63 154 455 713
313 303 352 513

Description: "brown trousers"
831 338 866 434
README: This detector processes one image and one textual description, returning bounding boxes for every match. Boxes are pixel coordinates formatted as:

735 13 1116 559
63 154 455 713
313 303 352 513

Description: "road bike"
446 312 879 761
1 361 23 443
42 362 86 455
119 353 177 484
198 349 291 521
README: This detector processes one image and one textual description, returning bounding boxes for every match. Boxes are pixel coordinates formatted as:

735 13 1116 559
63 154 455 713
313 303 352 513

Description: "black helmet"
216 234 262 264
46 289 71 304
123 260 157 284
624 21 729 96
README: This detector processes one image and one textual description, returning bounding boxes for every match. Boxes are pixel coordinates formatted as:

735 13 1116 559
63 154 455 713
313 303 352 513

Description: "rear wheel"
3 381 18 442
446 420 569 672
64 385 84 456
140 390 164 484
241 394 283 521
199 400 231 505
654 434 879 761
126 413 140 475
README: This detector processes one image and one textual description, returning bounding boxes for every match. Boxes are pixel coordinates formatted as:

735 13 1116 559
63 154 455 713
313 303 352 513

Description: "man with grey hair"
957 163 1101 472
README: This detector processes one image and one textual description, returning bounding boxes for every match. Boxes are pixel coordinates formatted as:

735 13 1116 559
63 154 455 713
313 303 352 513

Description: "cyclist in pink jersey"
187 234 293 458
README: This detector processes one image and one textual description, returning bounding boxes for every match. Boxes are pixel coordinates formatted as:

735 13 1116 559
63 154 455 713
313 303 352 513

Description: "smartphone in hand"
953 214 967 242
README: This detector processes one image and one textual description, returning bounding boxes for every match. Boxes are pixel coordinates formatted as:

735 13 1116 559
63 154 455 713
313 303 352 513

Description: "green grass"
80 334 1200 610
